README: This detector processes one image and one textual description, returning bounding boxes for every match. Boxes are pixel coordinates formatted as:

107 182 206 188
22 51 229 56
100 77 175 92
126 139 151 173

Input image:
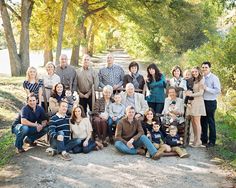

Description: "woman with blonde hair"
186 66 206 147
23 66 43 105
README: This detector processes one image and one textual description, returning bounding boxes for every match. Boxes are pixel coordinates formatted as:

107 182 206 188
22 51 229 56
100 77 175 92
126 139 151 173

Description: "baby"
183 70 194 106
165 125 190 158
64 89 75 115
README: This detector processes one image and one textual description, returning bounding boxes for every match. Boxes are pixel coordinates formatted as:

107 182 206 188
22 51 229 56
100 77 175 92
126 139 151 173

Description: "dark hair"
51 83 65 98
167 86 177 95
70 105 86 124
147 63 162 82
143 108 158 123
59 99 68 107
129 61 139 72
171 65 183 77
26 93 37 101
202 61 211 68
192 66 203 83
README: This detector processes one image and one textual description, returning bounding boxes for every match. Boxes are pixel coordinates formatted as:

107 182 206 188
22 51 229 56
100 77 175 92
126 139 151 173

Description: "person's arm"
49 97 59 115
116 67 125 88
23 81 31 95
93 70 99 91
48 118 57 139
38 87 43 106
205 75 221 95
108 104 114 118
190 80 204 97
132 121 144 141
115 121 127 144
21 118 38 127
140 75 145 90
117 105 125 119
139 94 149 115
179 79 187 91
72 69 78 93
98 69 106 88
162 98 169 114
123 74 128 88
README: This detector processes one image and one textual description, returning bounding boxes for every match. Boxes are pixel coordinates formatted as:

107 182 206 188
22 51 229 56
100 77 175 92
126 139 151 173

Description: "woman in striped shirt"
23 66 43 105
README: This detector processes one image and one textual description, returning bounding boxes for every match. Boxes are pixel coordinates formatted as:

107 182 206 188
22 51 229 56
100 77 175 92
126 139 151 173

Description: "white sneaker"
46 147 56 156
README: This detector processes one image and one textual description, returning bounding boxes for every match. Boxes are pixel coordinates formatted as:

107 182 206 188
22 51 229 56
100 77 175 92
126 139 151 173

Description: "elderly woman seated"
162 86 185 126
120 83 149 120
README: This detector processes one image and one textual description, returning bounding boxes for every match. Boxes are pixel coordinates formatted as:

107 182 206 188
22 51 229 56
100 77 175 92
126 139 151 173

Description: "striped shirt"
98 64 124 88
23 79 43 97
49 113 70 141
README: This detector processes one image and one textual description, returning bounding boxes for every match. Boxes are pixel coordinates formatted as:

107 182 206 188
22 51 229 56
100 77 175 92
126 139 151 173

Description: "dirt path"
0 50 234 188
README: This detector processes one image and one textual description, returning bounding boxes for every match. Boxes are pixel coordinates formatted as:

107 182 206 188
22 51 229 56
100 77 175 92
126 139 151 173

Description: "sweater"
165 134 181 147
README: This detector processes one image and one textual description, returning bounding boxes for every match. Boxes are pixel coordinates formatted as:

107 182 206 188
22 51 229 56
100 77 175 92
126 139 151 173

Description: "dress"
188 79 206 116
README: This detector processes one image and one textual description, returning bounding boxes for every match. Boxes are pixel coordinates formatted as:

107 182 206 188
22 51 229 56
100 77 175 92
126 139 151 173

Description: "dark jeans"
107 117 121 137
50 131 81 153
148 102 164 114
201 100 217 145
72 138 96 154
13 124 48 149
79 95 92 115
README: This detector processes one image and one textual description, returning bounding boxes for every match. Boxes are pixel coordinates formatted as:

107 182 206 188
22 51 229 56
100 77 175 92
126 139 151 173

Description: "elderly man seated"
120 83 149 120
115 106 161 160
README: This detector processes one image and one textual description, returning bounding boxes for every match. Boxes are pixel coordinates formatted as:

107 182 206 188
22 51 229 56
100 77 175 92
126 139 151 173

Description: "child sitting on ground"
107 93 125 144
146 122 169 158
165 125 190 158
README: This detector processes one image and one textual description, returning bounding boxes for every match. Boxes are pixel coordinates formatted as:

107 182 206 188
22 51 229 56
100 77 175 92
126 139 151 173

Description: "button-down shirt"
98 64 125 88
203 72 221 100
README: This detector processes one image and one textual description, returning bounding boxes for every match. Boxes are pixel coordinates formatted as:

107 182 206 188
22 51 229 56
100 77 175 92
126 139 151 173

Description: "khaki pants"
171 146 188 157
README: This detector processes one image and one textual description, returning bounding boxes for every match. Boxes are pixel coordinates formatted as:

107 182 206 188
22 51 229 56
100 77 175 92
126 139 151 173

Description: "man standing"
76 54 99 114
98 53 124 90
201 62 221 147
115 106 161 160
12 94 48 153
49 100 81 161
55 54 77 92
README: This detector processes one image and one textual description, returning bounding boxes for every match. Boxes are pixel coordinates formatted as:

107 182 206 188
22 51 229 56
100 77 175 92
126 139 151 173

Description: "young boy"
108 93 125 143
64 89 75 115
146 122 168 158
165 125 190 158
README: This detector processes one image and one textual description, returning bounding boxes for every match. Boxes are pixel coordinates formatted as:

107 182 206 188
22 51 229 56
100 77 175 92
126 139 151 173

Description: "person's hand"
127 138 134 148
185 90 192 96
84 93 90 99
36 124 43 132
57 135 64 141
79 92 85 98
83 140 88 147
135 113 141 120
147 133 151 138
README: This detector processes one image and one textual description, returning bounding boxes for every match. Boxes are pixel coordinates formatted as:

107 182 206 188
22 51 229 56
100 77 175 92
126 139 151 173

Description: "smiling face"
191 68 199 78
56 84 64 94
130 66 138 74
126 107 135 120
169 129 177 137
173 68 181 78
74 107 82 119
59 101 68 115
46 63 55 75
82 55 90 69
106 54 114 67
168 88 177 100
28 68 37 79
201 64 211 76
148 68 156 76
146 110 154 122
114 94 122 104
60 54 68 68
152 123 160 132
27 95 37 109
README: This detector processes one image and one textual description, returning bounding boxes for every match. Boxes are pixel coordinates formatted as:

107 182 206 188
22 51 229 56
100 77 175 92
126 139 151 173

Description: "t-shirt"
21 105 47 124
70 118 93 140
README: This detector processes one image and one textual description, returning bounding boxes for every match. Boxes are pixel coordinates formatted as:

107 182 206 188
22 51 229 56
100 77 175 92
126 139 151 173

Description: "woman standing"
146 63 166 114
70 105 103 153
23 66 43 105
41 62 60 110
169 66 187 98
92 85 114 146
186 67 206 147
123 61 145 91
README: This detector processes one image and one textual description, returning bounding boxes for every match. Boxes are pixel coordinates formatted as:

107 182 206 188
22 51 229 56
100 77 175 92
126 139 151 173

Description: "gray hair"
125 83 135 90
103 85 113 93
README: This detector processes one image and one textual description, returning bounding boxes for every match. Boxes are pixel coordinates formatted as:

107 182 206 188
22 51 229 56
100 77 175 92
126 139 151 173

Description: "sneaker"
152 151 162 160
24 139 37 147
180 153 190 158
206 143 215 148
146 151 150 158
137 148 146 155
109 137 114 145
46 147 56 156
16 148 26 154
59 152 72 161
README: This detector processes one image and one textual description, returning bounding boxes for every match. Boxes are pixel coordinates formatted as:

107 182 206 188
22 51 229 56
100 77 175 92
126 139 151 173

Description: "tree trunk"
70 44 80 67
0 0 21 76
55 0 69 65
88 33 95 56
44 49 53 65
19 0 34 74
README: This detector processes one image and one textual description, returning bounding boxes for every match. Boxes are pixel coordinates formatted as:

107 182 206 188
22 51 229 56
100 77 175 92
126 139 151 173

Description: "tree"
0 0 34 76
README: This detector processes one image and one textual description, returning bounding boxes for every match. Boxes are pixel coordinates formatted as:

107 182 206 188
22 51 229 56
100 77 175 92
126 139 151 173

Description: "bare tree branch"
85 3 108 17
5 3 21 20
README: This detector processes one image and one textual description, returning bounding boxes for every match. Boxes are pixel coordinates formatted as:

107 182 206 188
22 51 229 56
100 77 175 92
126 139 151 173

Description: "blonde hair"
26 66 39 83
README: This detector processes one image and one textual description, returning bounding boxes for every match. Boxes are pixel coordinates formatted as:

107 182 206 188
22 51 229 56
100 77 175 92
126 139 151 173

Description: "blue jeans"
115 135 157 156
13 124 48 149
107 117 121 137
50 131 81 153
71 138 96 154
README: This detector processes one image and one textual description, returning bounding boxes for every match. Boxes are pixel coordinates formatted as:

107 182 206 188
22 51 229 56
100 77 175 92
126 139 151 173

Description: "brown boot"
137 148 145 155
152 146 166 160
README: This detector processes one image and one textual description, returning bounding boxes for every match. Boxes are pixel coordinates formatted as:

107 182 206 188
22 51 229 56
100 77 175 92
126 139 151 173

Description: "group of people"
11 52 221 161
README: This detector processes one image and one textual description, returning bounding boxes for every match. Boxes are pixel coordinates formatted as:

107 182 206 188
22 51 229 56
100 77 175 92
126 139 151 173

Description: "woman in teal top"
146 63 166 114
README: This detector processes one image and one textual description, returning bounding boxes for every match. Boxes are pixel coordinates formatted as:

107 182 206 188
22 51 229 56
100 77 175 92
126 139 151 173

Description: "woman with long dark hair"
70 105 103 153
146 63 166 114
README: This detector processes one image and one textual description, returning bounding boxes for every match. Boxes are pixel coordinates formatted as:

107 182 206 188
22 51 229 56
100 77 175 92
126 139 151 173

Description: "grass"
0 76 25 167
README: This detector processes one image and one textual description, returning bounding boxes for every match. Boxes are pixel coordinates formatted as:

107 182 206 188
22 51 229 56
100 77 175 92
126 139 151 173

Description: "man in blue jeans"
12 94 48 153
115 106 162 160
48 100 81 161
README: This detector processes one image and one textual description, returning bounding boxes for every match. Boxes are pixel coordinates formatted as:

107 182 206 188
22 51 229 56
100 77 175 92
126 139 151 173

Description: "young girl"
23 66 43 105
146 63 166 114
70 105 103 153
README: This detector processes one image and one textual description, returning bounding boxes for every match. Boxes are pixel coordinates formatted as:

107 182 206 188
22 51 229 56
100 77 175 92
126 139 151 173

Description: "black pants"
79 95 92 115
201 100 217 145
